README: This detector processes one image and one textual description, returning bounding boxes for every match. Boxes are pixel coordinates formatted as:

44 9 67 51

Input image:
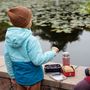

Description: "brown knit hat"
7 6 32 28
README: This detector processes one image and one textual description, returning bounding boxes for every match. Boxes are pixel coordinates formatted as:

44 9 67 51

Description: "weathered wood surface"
42 62 86 90
0 56 86 90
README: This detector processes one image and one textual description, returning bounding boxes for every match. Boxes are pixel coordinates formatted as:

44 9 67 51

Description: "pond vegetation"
0 0 90 48
0 0 90 33
0 0 90 65
0 0 90 49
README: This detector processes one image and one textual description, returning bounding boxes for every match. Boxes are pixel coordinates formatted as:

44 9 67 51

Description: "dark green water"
0 29 90 66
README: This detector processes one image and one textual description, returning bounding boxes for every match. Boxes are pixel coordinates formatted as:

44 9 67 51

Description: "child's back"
4 6 59 90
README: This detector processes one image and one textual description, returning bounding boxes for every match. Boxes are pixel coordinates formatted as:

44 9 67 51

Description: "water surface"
0 0 90 66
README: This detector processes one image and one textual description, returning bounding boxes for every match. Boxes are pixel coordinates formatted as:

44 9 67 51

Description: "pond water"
0 30 90 66
0 0 90 66
35 29 90 66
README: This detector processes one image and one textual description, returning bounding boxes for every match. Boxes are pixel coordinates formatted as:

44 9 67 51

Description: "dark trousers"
74 79 90 90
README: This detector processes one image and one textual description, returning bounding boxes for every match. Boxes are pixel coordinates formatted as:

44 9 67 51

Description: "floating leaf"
56 29 64 33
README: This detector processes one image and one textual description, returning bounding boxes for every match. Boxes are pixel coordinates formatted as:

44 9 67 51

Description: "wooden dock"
0 56 86 90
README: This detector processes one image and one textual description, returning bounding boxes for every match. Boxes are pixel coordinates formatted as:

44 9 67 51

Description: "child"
74 68 90 90
4 6 59 90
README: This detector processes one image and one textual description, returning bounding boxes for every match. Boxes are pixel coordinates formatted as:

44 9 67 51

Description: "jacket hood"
5 27 32 48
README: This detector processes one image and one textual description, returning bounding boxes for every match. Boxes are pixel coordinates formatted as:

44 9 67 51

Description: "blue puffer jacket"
4 27 56 86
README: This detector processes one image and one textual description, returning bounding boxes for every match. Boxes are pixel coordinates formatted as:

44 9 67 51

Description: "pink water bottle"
62 52 70 66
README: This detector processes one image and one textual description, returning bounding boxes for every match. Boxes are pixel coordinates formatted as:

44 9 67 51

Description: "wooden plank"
0 58 87 90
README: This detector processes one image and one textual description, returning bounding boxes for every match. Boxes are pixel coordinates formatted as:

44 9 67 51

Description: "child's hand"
52 47 59 53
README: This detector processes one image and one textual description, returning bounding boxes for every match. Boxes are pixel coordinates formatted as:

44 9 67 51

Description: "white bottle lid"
62 52 70 57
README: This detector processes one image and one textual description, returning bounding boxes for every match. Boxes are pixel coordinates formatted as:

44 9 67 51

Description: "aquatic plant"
0 0 90 33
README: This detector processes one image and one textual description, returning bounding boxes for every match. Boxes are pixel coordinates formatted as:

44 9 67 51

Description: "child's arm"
28 37 59 66
4 52 15 79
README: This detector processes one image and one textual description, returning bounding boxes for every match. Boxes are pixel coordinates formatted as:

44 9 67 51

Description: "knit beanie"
7 6 32 28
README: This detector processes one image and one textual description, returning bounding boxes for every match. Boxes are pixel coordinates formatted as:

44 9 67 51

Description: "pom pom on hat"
7 6 32 28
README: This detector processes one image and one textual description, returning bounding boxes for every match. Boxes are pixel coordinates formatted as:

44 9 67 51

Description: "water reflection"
0 22 10 41
0 20 83 52
34 26 83 51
